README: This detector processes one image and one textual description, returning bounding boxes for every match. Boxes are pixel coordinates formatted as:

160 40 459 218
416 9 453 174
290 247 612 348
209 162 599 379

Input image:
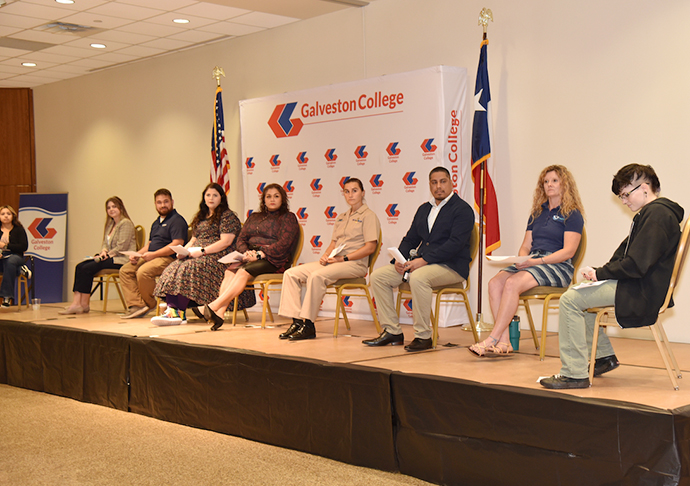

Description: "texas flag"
471 39 501 254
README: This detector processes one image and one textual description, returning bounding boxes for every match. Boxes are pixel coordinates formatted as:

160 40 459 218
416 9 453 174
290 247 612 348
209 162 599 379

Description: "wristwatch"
200 248 206 254
343 255 349 262
257 252 263 260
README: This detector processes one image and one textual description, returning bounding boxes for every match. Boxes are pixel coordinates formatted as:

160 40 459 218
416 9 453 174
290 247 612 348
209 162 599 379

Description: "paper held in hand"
387 247 407 264
329 243 346 259
486 255 531 264
170 245 202 257
217 251 245 264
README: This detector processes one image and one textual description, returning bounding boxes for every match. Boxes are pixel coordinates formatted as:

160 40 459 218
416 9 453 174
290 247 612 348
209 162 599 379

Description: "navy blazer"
397 193 474 279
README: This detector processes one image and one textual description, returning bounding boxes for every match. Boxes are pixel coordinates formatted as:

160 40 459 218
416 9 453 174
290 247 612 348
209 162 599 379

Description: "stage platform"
2 301 690 485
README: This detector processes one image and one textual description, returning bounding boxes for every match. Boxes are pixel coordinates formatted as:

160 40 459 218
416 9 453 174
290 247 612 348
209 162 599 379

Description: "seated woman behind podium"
277 177 381 341
0 205 31 308
469 165 584 357
540 164 683 389
60 197 136 315
152 182 242 326
199 183 300 331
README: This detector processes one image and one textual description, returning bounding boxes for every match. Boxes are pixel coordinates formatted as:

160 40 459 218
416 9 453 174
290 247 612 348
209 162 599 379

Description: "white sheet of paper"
329 243 346 259
486 255 531 264
387 247 407 264
572 280 608 290
171 245 201 257
217 251 245 264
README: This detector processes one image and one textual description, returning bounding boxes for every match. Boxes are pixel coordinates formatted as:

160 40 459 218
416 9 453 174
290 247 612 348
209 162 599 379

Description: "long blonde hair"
529 165 585 223
103 196 131 238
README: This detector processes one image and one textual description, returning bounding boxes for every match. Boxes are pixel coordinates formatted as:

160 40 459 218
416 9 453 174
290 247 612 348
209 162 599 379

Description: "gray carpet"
0 384 430 485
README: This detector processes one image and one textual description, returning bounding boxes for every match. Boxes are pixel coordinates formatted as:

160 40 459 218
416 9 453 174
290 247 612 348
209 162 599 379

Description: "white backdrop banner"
239 66 473 326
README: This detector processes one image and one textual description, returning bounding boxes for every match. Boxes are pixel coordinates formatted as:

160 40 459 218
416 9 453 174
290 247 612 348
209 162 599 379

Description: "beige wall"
33 0 690 342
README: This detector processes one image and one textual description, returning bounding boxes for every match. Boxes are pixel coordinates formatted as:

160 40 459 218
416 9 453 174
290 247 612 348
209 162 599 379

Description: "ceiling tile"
166 29 224 44
0 13 48 29
118 21 185 37
175 3 250 21
86 3 166 21
62 38 130 51
58 12 135 29
40 44 100 58
139 37 192 51
49 63 91 74
0 2 72 21
0 25 23 37
120 0 198 10
198 21 264 36
22 51 79 63
0 63 30 74
114 45 166 57
9 29 74 45
90 52 139 63
144 12 217 28
69 57 113 68
0 46 30 57
231 12 299 28
22 0 109 11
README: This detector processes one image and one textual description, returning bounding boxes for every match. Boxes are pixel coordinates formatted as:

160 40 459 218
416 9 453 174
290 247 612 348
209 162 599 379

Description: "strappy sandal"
468 336 498 357
485 341 514 358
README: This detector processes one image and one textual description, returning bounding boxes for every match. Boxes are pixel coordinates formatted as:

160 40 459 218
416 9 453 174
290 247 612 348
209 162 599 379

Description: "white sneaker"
20 265 32 280
150 308 186 326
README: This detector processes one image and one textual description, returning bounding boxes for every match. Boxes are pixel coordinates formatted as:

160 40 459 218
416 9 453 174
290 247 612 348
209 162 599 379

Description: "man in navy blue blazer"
364 166 475 351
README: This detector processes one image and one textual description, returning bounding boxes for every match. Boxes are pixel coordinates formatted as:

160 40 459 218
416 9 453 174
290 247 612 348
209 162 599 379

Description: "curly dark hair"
611 164 660 196
258 183 289 214
191 182 230 232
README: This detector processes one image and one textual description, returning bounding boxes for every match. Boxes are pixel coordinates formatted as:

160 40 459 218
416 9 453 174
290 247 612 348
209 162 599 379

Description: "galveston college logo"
386 142 401 163
269 154 281 173
324 206 337 226
310 178 323 197
257 182 266 194
283 180 295 198
297 151 308 171
420 138 437 160
369 174 384 195
342 296 354 313
402 171 418 193
268 102 303 138
339 176 351 190
324 148 337 168
296 207 308 226
245 157 255 175
385 203 400 224
28 218 57 239
354 145 368 166
310 235 322 255
403 299 413 317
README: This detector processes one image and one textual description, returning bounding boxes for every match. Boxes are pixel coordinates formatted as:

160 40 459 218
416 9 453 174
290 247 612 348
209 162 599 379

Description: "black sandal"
204 304 225 331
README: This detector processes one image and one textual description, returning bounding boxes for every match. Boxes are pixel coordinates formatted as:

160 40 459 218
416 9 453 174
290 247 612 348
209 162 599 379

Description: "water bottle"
509 315 520 351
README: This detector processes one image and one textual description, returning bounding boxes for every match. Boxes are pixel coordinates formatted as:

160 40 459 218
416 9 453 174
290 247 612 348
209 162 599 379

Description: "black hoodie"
596 197 684 328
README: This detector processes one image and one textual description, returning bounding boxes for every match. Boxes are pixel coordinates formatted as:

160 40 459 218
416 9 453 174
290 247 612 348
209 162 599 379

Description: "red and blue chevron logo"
339 176 351 189
269 155 281 167
324 206 337 219
257 182 266 194
268 102 303 138
310 235 323 248
342 296 353 307
403 172 418 185
297 207 308 220
385 204 400 217
370 174 384 188
297 152 308 164
386 142 401 156
324 148 337 161
420 138 437 153
27 218 57 239
283 180 294 193
354 145 368 158
310 178 323 191
245 157 255 168
247 209 254 218
403 299 413 312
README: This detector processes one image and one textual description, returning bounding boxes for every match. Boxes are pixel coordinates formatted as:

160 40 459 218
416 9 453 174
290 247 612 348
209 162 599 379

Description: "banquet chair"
586 219 690 390
518 227 587 360
394 223 480 348
325 230 382 337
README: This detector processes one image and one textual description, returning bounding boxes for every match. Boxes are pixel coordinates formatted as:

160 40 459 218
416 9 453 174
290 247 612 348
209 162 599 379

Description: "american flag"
211 86 230 193
471 39 501 254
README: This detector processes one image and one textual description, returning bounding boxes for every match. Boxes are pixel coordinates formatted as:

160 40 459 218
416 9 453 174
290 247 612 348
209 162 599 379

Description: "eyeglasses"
618 184 642 200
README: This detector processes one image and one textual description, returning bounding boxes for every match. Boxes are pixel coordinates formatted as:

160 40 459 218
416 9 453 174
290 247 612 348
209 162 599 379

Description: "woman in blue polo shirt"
470 165 585 357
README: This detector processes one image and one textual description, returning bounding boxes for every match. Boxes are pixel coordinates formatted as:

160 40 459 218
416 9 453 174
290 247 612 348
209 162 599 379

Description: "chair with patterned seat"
91 224 146 312
518 227 587 360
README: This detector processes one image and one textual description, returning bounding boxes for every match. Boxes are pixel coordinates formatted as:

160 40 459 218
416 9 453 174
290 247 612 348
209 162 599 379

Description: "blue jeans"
0 254 25 298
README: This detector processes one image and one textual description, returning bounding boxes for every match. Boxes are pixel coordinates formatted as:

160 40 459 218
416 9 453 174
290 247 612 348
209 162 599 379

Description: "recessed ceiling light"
173 19 189 24
55 0 75 4
90 43 106 49
22 62 37 67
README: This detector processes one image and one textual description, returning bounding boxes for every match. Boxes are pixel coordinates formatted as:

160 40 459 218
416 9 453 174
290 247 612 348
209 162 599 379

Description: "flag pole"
475 9 494 333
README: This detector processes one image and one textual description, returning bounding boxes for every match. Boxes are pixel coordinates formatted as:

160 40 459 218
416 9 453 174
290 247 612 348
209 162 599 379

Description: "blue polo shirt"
526 203 583 253
149 209 188 252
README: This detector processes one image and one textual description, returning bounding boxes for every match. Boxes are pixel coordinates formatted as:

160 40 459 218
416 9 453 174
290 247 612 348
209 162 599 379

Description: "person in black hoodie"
540 164 684 389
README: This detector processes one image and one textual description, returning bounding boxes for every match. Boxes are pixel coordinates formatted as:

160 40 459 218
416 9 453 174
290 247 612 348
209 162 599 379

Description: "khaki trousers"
119 256 174 310
370 263 464 339
278 260 365 322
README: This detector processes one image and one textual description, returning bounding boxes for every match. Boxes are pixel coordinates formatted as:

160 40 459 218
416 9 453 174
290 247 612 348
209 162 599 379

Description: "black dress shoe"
289 319 316 341
362 331 404 347
539 375 590 389
404 337 433 352
204 304 225 331
280 319 303 340
190 306 205 320
593 355 620 377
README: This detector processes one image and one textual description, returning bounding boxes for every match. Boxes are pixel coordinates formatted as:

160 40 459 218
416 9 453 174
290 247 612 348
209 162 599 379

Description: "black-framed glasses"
618 184 642 200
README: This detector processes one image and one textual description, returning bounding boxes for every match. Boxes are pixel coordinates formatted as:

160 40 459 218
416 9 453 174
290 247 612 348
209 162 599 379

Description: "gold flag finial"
212 66 225 87
478 8 493 34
